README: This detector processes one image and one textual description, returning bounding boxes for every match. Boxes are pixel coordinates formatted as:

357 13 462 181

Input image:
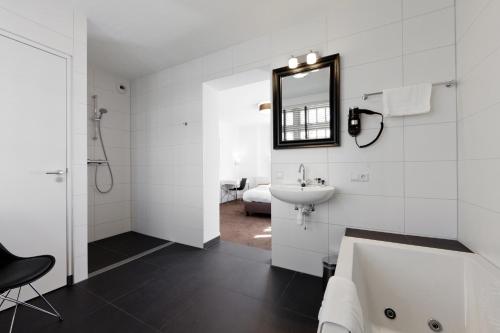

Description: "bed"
242 184 271 216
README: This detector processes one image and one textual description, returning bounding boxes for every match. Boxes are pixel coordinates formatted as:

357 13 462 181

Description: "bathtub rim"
335 235 483 281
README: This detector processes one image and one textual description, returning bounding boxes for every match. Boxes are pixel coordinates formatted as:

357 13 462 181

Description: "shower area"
86 67 169 275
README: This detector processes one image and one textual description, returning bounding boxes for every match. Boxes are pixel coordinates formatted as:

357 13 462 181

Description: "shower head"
94 108 108 121
95 108 107 120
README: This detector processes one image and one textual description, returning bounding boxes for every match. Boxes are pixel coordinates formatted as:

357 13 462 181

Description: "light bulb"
288 56 298 69
306 51 318 65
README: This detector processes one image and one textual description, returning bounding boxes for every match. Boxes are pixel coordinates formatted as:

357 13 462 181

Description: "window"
307 109 316 124
282 103 330 141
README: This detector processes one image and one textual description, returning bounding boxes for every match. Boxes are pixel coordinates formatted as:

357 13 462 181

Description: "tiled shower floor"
88 231 170 273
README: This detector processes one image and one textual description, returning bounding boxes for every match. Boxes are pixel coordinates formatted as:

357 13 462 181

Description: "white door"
0 34 68 299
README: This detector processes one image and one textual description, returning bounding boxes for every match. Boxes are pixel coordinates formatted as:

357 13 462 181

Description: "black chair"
0 243 63 332
229 178 247 201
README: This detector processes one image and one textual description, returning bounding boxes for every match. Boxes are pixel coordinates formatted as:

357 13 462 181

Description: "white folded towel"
318 276 364 333
382 83 432 117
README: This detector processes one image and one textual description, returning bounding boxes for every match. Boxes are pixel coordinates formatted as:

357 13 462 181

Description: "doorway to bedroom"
203 69 272 251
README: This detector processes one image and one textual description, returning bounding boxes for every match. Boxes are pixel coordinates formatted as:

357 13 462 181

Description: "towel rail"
361 80 456 100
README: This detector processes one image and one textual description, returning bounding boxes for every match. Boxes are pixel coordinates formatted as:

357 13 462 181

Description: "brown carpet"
220 200 271 250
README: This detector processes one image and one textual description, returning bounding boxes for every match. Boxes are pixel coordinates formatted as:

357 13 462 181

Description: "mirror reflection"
281 67 330 142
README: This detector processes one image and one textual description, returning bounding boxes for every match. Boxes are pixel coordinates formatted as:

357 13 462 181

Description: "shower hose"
95 120 114 194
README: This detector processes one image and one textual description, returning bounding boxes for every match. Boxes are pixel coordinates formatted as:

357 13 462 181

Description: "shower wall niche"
87 66 132 242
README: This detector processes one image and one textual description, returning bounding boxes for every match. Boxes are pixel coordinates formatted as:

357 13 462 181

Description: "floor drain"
428 319 443 332
384 308 396 320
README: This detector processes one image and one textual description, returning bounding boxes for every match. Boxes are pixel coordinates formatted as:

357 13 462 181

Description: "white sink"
270 184 336 206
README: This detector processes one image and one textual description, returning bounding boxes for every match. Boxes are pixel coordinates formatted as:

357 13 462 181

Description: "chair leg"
9 288 21 333
0 290 12 309
28 284 63 321
0 286 63 323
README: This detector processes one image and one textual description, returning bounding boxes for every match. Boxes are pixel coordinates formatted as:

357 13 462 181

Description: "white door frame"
0 29 75 280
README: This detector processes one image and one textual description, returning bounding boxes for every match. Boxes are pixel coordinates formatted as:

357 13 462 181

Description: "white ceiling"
218 80 271 127
72 0 325 79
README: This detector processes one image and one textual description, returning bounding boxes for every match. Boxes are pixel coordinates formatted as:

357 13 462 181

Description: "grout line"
107 302 163 333
458 42 500 81
402 43 455 58
276 306 321 321
458 199 500 216
340 44 455 72
460 157 500 161
276 272 296 304
325 159 457 164
454 0 460 241
401 0 407 234
77 283 162 332
205 247 272 266
88 241 174 278
457 100 500 122
273 243 332 256
402 4 455 21
327 5 454 45
455 0 493 43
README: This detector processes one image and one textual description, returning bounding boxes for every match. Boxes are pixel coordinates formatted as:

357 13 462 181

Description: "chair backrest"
238 178 247 190
0 243 17 265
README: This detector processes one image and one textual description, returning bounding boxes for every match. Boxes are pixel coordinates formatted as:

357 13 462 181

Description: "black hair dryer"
348 107 384 148
348 108 362 136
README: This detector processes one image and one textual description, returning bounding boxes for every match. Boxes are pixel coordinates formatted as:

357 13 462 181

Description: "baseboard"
203 236 221 249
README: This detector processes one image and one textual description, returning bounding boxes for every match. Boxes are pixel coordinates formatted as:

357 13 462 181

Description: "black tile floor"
88 231 169 273
0 241 322 333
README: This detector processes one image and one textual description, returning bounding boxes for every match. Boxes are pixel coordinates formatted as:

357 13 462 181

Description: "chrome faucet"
298 163 306 186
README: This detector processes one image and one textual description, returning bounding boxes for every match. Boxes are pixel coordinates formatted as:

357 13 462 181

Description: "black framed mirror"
272 54 340 149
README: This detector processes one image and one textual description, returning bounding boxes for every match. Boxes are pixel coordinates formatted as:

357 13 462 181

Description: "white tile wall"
131 0 458 276
404 46 455 85
403 8 455 54
457 0 500 269
402 0 454 19
87 66 131 242
328 23 402 69
405 198 457 238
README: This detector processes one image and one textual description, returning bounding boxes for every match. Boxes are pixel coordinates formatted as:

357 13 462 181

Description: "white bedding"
243 184 272 203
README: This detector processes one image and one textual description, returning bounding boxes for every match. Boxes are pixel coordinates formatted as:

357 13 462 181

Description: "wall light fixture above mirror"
288 51 320 69
273 54 340 149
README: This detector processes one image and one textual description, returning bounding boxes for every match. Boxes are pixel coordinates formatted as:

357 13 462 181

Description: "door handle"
45 170 65 175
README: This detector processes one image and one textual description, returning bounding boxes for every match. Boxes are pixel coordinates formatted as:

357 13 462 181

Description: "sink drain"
384 308 396 320
428 319 443 332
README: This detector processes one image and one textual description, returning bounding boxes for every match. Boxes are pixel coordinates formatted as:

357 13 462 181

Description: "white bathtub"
320 236 500 333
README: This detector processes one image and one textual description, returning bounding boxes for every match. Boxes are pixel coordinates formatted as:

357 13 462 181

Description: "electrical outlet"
276 171 284 180
351 172 369 182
